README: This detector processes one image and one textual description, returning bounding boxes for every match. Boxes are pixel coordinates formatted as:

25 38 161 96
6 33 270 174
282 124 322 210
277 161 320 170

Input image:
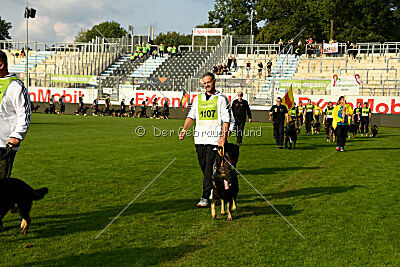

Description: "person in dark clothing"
257 61 263 79
105 95 111 116
78 94 85 115
304 99 315 134
163 100 170 119
360 102 372 136
91 97 99 116
120 98 126 117
59 95 65 114
352 102 362 134
129 98 135 117
140 100 147 118
227 56 233 71
231 92 252 145
267 60 272 77
269 97 289 148
49 95 56 114
151 98 159 118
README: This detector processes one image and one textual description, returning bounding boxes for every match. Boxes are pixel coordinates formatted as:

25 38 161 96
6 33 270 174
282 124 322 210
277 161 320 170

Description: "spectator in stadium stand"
20 48 26 58
222 64 228 75
288 39 294 54
346 41 351 56
352 43 358 59
129 98 135 117
246 60 251 78
227 56 233 71
159 44 164 57
147 43 151 55
136 44 141 53
232 92 252 145
167 46 172 56
78 94 85 115
298 39 302 47
59 95 65 114
267 59 272 77
142 44 147 57
257 61 263 79
278 39 284 53
129 53 135 62
139 50 144 58
163 99 169 119
92 97 99 116
232 57 237 71
105 95 111 116
49 95 55 114
212 65 218 74
269 97 289 149
295 46 301 58
152 49 158 59
120 98 126 117
172 46 177 57
0 49 31 179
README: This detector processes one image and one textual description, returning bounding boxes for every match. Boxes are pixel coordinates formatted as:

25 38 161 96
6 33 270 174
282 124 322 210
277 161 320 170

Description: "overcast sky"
1 0 214 43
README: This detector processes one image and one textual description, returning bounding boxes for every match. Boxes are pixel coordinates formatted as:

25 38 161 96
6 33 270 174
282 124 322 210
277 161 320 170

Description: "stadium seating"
8 51 54 74
139 51 210 90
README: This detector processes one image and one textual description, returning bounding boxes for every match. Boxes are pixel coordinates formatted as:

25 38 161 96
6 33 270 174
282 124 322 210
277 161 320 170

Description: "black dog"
371 125 378 137
348 123 357 138
285 121 298 150
31 105 40 112
0 178 48 234
211 143 239 221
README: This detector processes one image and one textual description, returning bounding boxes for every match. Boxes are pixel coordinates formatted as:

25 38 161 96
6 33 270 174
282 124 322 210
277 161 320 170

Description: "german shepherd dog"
311 119 321 135
371 125 378 137
0 178 48 234
211 143 239 221
285 121 297 150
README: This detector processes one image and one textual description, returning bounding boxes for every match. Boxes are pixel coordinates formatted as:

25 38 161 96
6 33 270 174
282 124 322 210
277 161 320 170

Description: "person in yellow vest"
314 102 322 134
135 44 141 53
332 96 353 152
352 102 362 134
289 102 298 125
142 45 147 56
297 100 304 133
360 102 372 136
152 49 158 59
129 53 135 62
179 72 232 208
147 43 151 55
167 46 172 56
323 101 335 142
159 44 164 57
304 99 314 134
0 50 31 179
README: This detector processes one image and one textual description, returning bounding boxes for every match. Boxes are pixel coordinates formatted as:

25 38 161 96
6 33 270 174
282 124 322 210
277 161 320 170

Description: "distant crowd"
129 42 182 62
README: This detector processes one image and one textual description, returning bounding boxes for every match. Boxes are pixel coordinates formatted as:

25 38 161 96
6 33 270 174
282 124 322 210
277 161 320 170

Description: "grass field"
1 113 400 266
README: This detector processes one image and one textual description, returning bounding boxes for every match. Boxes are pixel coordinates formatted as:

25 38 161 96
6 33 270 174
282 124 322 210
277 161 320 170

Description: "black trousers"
195 144 217 199
325 119 333 138
60 104 65 113
273 121 285 146
361 117 369 134
336 125 348 148
305 113 313 133
0 148 16 180
235 120 246 144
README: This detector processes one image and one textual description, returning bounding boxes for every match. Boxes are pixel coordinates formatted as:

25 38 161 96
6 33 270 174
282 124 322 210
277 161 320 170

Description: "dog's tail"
32 187 49 201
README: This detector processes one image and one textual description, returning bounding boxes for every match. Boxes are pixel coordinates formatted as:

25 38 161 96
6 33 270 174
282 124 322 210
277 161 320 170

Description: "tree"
208 0 258 36
153 32 192 47
75 21 127 42
0 16 12 40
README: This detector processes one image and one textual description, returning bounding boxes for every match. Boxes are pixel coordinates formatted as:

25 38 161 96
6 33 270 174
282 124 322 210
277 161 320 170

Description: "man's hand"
218 136 225 147
179 130 186 140
249 118 252 124
7 138 20 147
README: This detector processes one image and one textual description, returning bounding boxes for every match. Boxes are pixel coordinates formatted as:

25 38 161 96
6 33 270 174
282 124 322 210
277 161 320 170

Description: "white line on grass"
94 157 176 239
224 159 306 240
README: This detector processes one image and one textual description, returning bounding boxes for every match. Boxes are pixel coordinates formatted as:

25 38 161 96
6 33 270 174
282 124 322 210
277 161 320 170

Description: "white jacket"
0 74 31 148
187 91 233 145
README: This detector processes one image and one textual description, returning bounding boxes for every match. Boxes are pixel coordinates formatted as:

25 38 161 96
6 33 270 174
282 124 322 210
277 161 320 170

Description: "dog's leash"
0 143 17 162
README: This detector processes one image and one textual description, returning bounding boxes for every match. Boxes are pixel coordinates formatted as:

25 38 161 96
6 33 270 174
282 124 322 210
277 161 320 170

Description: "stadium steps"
100 54 130 77
8 51 54 74
130 55 169 78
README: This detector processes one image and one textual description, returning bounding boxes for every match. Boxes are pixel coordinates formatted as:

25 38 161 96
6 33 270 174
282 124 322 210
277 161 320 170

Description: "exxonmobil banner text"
295 94 400 114
28 87 97 104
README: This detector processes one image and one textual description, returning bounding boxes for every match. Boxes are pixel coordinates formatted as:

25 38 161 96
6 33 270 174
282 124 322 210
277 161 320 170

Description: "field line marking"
94 157 176 239
224 159 306 240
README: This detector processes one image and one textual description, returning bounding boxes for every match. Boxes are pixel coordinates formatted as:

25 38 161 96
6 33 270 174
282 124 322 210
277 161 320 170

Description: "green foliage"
206 0 400 43
208 0 258 35
0 16 12 40
75 21 127 42
153 31 191 47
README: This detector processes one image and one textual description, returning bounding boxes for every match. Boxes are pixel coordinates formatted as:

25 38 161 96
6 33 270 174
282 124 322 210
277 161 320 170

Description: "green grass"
1 114 400 266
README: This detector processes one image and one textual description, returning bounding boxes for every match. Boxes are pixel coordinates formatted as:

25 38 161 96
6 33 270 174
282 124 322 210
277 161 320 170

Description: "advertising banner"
279 80 331 90
193 28 223 36
330 74 361 95
323 42 339 54
28 87 98 104
50 74 97 84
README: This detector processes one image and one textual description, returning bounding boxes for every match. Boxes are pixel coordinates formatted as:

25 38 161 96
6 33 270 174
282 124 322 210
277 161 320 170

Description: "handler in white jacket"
179 72 233 208
0 50 31 179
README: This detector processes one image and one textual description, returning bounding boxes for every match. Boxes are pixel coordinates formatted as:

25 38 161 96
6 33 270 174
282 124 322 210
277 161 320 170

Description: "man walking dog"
179 72 232 208
0 50 31 179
